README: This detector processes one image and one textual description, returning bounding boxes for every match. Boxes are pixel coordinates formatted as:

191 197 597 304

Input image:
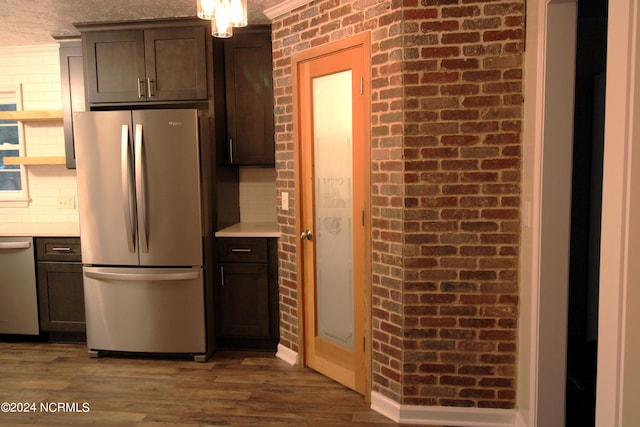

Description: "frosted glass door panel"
313 70 354 350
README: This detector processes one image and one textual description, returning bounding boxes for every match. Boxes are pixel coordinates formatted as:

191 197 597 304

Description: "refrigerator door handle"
121 124 136 253
85 268 200 282
135 123 149 254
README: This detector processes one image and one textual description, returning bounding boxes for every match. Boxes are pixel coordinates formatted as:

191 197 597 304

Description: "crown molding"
264 0 314 21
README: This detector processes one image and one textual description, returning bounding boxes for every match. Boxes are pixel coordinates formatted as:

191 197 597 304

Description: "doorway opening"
566 0 608 425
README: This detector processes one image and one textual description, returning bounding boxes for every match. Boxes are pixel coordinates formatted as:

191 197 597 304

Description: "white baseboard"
275 343 298 366
514 410 528 427
370 391 517 427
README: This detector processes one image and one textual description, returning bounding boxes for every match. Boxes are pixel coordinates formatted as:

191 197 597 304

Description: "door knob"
300 230 313 241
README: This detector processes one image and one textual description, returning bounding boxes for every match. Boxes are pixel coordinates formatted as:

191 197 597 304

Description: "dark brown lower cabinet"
215 237 279 350
35 238 86 341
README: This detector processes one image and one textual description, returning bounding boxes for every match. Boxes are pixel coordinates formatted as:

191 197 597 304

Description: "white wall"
0 45 79 225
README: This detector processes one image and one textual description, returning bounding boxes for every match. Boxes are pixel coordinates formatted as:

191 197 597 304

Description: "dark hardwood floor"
0 341 398 426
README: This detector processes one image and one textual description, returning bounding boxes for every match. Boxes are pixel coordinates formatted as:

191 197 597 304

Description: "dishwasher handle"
0 241 31 250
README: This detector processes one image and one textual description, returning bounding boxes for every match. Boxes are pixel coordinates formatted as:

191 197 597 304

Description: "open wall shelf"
0 110 65 166
3 156 66 166
0 110 63 122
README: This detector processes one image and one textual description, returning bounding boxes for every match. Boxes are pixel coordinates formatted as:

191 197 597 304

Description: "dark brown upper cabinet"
82 25 207 104
56 37 86 169
224 27 275 165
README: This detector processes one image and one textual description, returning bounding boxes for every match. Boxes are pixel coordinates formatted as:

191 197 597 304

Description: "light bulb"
229 0 247 27
212 0 232 38
197 0 215 20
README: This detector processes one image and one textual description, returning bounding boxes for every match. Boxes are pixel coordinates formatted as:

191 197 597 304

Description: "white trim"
514 411 527 427
370 392 517 427
0 83 30 204
596 0 640 424
519 1 578 426
0 198 30 208
264 0 314 21
275 343 298 366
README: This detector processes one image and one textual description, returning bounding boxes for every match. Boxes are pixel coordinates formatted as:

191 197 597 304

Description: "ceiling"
0 0 282 47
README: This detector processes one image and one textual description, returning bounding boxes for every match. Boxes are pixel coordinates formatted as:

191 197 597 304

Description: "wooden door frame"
292 32 372 398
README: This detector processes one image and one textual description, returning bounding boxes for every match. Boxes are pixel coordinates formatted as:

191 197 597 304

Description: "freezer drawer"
0 237 39 335
83 266 205 356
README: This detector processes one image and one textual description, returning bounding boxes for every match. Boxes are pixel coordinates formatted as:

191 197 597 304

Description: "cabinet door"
217 263 270 338
59 40 86 169
83 30 146 103
145 26 208 101
224 31 275 165
37 262 86 333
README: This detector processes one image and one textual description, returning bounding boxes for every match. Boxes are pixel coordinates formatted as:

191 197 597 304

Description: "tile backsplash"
239 167 277 223
0 45 79 225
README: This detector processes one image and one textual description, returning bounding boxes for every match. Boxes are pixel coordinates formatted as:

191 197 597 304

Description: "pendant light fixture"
229 0 248 27
197 0 248 38
212 0 232 38
197 0 215 20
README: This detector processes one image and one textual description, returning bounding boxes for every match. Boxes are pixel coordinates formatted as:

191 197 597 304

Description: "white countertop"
215 222 281 238
0 222 80 237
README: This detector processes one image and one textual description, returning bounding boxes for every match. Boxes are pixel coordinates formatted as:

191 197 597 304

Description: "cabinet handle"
220 265 225 287
147 78 155 98
229 139 234 164
137 78 146 98
138 79 145 98
231 248 252 253
51 247 72 252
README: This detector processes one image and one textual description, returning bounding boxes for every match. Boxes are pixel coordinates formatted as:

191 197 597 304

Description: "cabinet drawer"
35 238 82 262
217 238 267 263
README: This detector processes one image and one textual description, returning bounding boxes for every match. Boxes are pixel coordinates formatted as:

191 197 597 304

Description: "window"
0 85 29 206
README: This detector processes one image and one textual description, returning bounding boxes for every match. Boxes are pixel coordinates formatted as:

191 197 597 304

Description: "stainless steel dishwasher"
0 237 39 335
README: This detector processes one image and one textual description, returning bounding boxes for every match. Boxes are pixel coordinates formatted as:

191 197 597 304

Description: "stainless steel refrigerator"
74 109 207 361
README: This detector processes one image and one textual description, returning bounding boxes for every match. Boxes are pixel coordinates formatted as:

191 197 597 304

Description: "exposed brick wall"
400 0 523 409
272 0 524 409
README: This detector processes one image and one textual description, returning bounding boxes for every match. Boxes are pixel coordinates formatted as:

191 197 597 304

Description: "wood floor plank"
0 342 399 426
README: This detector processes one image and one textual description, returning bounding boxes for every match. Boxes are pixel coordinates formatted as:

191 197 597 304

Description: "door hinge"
363 336 366 352
362 209 365 226
360 77 364 95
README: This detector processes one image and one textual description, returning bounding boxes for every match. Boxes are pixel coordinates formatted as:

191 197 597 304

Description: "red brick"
442 32 481 44
422 46 460 58
442 58 480 70
482 29 523 42
421 20 459 32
